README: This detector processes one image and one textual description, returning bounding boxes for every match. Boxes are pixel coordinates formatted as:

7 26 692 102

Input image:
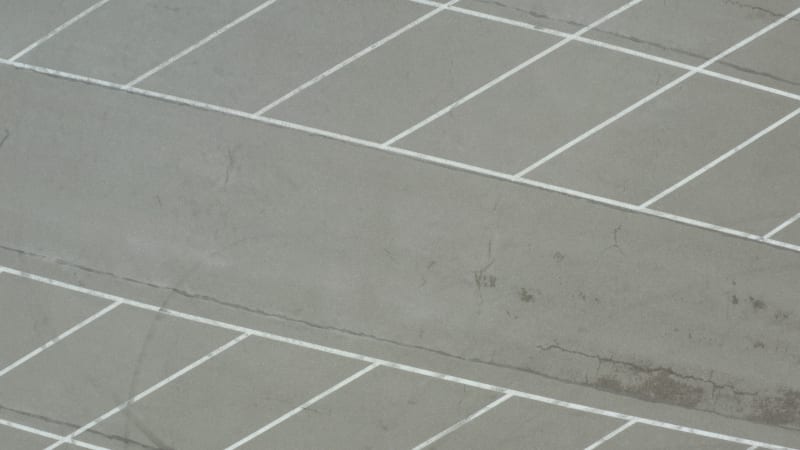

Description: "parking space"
710 16 800 96
529 75 797 204
268 9 559 142
0 274 107 372
395 40 683 172
14 0 267 83
0 0 99 59
653 114 800 235
82 337 365 450
585 0 800 65
774 217 800 244
0 423 55 450
0 304 236 437
425 395 623 449
139 0 429 112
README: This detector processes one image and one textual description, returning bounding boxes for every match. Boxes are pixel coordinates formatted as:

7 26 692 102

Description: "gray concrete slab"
396 40 684 172
653 115 800 235
0 0 98 59
139 0 430 112
18 0 266 83
82 337 365 450
269 10 559 141
0 424 55 449
530 74 798 204
711 16 800 96
441 0 632 34
239 366 500 450
0 273 107 369
1 64 800 431
0 305 236 436
601 423 746 449
427 396 623 449
585 0 800 66
775 219 800 244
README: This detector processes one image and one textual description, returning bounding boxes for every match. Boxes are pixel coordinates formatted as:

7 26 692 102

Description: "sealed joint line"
383 0 643 146
8 0 111 62
1 59 799 256
0 419 108 450
412 393 513 449
126 0 279 87
2 266 796 450
0 301 122 378
254 0 459 115
514 5 800 178
44 333 250 449
584 419 638 450
764 211 800 240
641 105 800 208
224 362 381 449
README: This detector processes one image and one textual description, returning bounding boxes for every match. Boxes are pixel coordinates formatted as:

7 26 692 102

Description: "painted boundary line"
0 301 122 378
223 362 381 449
126 0 279 87
584 419 639 450
254 0 460 115
2 266 795 450
7 0 111 62
408 0 800 103
383 0 643 146
45 332 250 449
514 5 800 177
0 58 798 255
641 106 800 208
765 212 800 240
412 393 513 449
0 419 108 450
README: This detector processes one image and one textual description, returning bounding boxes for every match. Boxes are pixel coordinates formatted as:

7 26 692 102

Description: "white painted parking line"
408 0 800 103
584 419 638 450
126 0 279 87
254 0 460 115
7 0 111 62
0 419 108 450
1 58 799 255
1 266 795 450
514 6 800 177
383 0 643 146
223 362 381 450
44 332 250 449
640 106 800 208
0 301 121 379
765 212 800 240
412 393 513 450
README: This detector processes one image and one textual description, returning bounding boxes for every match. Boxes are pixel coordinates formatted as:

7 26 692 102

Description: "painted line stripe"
8 0 111 62
1 58 798 256
584 419 638 450
641 105 800 208
408 0 800 103
126 0 279 87
0 301 122 378
224 362 380 449
45 333 249 449
254 0 459 115
2 267 795 450
412 393 513 449
0 419 108 450
383 0 643 146
515 5 800 177
765 211 800 239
